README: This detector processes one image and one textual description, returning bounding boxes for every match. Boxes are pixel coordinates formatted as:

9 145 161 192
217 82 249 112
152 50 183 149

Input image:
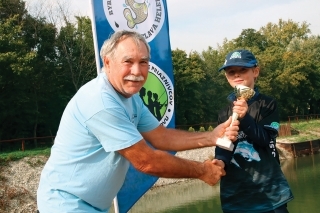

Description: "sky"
25 0 320 53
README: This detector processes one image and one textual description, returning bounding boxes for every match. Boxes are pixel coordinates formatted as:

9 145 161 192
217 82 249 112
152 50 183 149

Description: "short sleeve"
85 109 143 152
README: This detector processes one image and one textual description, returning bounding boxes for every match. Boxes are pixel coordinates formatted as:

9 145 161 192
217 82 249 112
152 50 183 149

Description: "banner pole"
89 0 101 75
89 1 119 213
113 196 120 213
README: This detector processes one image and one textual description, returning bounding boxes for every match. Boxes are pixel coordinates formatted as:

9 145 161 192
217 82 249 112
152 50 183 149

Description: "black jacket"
215 89 293 212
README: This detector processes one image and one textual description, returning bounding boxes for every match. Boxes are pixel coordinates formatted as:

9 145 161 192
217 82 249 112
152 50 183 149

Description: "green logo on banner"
139 62 174 126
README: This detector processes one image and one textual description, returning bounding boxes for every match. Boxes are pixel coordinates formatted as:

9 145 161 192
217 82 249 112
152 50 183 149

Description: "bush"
188 127 195 132
199 126 205 132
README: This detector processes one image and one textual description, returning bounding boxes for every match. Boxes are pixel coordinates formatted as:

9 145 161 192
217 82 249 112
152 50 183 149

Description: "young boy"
215 49 294 213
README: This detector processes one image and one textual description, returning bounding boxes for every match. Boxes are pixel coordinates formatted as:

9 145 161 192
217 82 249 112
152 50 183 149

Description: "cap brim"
218 62 256 72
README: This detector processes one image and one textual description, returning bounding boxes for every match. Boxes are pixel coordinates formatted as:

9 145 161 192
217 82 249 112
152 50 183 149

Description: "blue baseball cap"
218 49 258 72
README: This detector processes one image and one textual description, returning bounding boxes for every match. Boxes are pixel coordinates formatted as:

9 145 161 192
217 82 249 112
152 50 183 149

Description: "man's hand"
212 159 225 168
199 159 226 186
211 116 239 144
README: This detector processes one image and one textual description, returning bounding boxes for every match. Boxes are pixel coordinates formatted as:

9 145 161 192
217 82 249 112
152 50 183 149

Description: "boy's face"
224 66 260 89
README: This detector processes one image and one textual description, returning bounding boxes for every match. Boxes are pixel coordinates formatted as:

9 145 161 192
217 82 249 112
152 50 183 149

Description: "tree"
285 36 320 115
56 16 96 94
0 0 95 143
22 14 61 140
200 47 230 121
172 49 207 127
259 19 310 48
0 0 38 140
233 28 268 51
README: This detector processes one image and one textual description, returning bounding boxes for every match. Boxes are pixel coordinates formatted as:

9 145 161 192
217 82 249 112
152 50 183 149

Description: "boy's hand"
233 99 248 119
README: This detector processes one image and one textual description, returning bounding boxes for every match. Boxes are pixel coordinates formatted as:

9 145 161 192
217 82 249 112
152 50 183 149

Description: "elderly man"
37 30 239 213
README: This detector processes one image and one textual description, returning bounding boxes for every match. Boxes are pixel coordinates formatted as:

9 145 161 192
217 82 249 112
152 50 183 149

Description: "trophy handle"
231 112 238 125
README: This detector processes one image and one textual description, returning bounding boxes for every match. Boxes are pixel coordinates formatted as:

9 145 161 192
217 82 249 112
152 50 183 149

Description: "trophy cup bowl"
216 85 255 151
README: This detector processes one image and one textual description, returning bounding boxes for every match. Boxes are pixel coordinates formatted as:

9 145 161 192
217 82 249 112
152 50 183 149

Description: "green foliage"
0 1 319 143
207 126 214 131
0 3 40 140
233 28 268 51
201 47 230 121
188 127 195 132
173 50 207 126
199 126 205 132
259 19 310 48
0 1 95 141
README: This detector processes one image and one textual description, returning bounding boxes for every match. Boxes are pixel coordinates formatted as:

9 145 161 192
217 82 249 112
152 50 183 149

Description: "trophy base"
216 137 234 151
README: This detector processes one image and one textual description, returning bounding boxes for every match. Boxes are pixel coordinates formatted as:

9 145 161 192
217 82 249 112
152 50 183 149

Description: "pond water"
115 154 320 213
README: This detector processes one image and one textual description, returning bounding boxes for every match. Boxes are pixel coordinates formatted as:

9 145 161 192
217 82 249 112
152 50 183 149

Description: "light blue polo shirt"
37 72 159 212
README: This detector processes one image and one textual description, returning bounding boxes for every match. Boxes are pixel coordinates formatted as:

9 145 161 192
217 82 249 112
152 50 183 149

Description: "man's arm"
141 116 239 151
118 140 225 186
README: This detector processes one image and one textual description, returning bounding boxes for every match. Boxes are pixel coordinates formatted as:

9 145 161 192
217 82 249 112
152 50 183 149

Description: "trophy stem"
231 112 239 126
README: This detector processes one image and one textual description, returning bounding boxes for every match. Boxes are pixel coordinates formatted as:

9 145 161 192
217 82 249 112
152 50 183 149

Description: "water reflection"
111 154 320 213
283 155 320 213
128 180 222 213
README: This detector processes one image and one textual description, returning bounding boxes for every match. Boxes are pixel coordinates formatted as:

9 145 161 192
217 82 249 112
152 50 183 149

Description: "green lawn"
278 119 320 143
0 148 51 163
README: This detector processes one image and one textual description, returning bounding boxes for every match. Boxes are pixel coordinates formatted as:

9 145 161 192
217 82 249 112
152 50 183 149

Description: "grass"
0 147 51 164
278 119 320 143
290 119 320 132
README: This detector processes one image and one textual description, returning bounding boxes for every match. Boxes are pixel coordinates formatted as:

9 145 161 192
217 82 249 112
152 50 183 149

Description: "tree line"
1 0 319 143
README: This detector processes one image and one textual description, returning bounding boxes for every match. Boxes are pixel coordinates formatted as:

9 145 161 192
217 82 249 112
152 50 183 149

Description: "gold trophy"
216 85 255 151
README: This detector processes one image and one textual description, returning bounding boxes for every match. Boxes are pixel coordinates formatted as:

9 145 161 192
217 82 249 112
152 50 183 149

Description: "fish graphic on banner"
90 0 174 212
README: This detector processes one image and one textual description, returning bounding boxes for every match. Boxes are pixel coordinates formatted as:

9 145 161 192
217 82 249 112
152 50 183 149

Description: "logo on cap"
229 52 242 60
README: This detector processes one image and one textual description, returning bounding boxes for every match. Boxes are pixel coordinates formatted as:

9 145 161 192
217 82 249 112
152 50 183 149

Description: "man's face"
103 37 149 98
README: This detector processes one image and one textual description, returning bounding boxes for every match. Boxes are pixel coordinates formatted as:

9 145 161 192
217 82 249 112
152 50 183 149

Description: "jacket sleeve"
239 97 279 147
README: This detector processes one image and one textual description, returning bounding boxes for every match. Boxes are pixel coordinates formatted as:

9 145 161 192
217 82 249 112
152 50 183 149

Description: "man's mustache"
124 75 145 81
